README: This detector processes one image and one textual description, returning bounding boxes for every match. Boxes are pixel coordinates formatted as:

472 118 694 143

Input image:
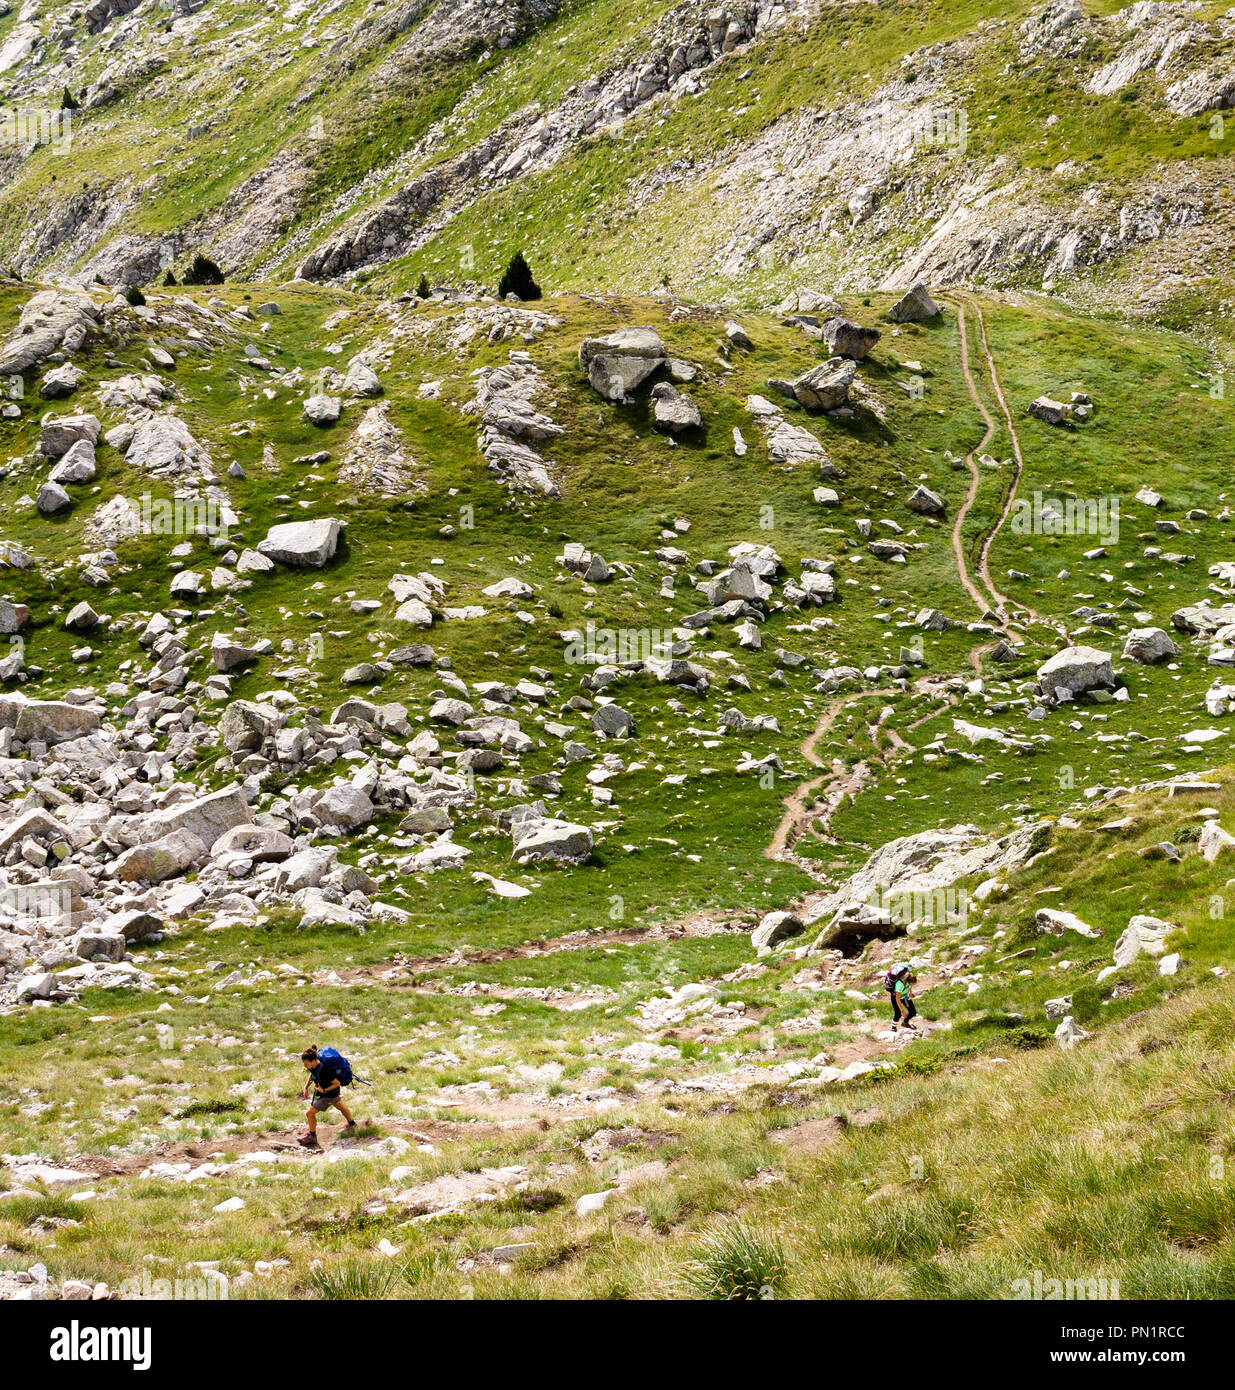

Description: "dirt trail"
964 293 1070 642
765 680 959 869
322 913 748 987
951 298 1002 622
954 294 1023 626
950 291 1066 646
64 1116 539 1178
765 688 898 861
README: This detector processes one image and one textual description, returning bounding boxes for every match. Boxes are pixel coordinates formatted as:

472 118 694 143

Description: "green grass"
0 276 1233 1298
3 0 1234 325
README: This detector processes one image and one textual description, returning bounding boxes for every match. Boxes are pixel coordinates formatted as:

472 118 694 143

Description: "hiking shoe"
297 1132 320 1148
341 1121 357 1131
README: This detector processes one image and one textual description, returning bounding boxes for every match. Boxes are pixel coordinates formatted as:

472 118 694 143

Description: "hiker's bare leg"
306 1108 317 1135
335 1100 354 1125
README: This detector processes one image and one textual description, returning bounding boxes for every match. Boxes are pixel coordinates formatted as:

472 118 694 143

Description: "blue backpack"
317 1047 353 1086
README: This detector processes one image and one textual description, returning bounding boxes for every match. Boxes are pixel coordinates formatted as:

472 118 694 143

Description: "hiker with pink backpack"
884 963 918 1031
298 1044 358 1148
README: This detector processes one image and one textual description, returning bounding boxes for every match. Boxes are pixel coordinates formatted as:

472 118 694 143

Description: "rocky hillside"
2 0 1235 334
1 262 1234 1299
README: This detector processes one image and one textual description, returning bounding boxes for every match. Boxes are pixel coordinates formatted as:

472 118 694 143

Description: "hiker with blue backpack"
884 963 918 1032
298 1044 357 1148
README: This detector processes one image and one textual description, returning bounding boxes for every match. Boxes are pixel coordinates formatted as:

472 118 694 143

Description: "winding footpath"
949 291 1068 643
766 689 894 863
767 293 1072 874
766 684 955 870
951 298 1003 623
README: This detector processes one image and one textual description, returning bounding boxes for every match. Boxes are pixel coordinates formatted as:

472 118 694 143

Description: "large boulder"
812 901 899 956
0 807 67 856
38 413 101 459
211 825 294 862
511 818 593 864
429 697 473 726
277 847 338 892
1198 820 1235 865
313 783 375 831
114 829 206 884
144 787 252 850
73 926 127 964
48 439 96 485
1035 646 1114 703
0 601 28 635
64 601 99 632
779 358 856 412
1172 603 1235 636
36 482 72 515
343 360 382 397
591 703 635 738
1054 1015 1089 1050
579 327 666 401
101 909 165 943
1122 627 1178 664
1113 915 1171 968
650 382 701 433
0 289 101 375
906 484 945 516
820 317 880 360
709 560 771 605
1035 907 1101 939
219 699 281 753
124 414 214 479
304 394 342 425
887 283 941 323
0 695 100 746
752 910 804 956
257 519 341 568
211 633 260 673
1028 396 1070 426
40 362 85 399
805 821 1051 930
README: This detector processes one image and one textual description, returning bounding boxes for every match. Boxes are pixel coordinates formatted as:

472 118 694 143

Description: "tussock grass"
304 1260 402 1301
679 1219 788 1300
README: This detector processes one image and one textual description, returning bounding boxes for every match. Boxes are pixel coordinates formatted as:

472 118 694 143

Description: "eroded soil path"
765 688 897 862
951 298 1003 623
950 291 1067 645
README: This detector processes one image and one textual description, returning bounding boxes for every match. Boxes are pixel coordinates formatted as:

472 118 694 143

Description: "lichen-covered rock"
0 290 101 375
579 326 666 401
887 283 941 323
257 518 341 568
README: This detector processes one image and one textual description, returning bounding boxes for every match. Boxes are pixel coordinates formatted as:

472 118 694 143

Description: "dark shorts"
311 1091 342 1112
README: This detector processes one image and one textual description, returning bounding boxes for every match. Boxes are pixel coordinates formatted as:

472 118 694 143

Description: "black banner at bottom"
0 1298 1209 1376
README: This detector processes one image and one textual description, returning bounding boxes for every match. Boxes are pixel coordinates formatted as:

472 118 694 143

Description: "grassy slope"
3 0 1235 332
0 280 1232 1295
2 898 1231 1300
